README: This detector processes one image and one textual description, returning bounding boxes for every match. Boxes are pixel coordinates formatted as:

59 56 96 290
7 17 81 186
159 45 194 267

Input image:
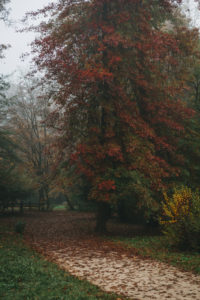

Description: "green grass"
53 205 66 211
112 236 200 274
0 228 119 300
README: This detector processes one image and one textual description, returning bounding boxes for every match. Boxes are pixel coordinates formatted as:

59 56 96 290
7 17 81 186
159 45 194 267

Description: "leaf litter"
1 211 200 300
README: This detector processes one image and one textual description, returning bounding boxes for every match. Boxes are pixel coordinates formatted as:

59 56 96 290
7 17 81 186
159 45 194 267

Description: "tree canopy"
27 0 199 230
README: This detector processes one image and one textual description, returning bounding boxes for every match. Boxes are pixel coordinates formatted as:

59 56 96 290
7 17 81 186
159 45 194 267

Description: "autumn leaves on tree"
30 0 200 231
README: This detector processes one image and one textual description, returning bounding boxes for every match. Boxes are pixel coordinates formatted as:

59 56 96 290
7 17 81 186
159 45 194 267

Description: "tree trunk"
20 199 24 214
95 202 111 233
46 196 50 211
44 187 50 211
65 195 74 211
117 199 126 222
38 188 45 211
11 200 14 214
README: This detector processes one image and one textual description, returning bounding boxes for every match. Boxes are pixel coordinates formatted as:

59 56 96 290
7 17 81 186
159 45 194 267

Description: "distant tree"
0 0 9 19
175 57 200 190
0 78 35 213
0 128 35 213
7 78 53 210
0 0 10 115
0 0 10 58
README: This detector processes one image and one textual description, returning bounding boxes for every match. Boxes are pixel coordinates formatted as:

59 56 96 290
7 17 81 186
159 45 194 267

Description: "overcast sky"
0 0 53 77
0 0 200 78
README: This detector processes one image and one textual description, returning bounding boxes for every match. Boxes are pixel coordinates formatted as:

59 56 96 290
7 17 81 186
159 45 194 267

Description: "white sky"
0 0 199 78
0 0 53 77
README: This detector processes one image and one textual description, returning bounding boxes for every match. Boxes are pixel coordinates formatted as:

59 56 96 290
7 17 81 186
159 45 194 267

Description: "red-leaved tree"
31 0 199 232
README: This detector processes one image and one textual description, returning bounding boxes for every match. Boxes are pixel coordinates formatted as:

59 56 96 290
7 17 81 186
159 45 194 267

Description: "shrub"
160 186 200 251
15 221 26 234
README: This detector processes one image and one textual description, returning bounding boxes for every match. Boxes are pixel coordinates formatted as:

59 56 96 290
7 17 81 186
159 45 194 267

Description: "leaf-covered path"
2 211 200 299
51 244 200 300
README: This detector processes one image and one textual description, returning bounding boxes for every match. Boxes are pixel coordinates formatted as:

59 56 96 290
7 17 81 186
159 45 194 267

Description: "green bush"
14 221 26 234
160 186 200 251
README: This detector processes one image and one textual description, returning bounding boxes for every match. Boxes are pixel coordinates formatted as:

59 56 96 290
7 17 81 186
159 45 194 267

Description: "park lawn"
112 236 200 274
53 204 66 211
0 228 119 300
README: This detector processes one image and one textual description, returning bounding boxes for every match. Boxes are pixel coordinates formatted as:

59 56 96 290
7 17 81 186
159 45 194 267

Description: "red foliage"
31 0 199 204
98 180 116 191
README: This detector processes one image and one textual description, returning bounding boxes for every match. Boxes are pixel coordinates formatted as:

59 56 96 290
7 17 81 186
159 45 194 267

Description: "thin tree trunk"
65 195 74 211
11 200 14 214
95 202 111 233
38 188 44 211
46 197 50 211
117 199 126 222
44 186 49 211
20 199 24 214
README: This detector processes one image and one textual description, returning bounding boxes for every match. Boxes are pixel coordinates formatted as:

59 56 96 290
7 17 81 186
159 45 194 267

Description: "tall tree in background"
0 0 10 117
0 0 34 212
31 0 199 231
7 79 52 210
176 47 200 190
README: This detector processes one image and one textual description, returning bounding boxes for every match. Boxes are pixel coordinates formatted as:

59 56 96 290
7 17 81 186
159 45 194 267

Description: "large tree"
31 0 199 231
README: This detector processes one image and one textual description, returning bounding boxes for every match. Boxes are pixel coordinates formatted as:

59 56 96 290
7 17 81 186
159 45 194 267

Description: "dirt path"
49 242 200 300
1 211 200 299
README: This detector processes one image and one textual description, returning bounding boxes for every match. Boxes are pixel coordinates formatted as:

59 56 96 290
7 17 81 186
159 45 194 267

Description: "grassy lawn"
53 205 66 211
0 228 119 300
112 235 200 274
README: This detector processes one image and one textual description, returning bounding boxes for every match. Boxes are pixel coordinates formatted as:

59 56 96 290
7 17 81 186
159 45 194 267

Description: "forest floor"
1 211 200 300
